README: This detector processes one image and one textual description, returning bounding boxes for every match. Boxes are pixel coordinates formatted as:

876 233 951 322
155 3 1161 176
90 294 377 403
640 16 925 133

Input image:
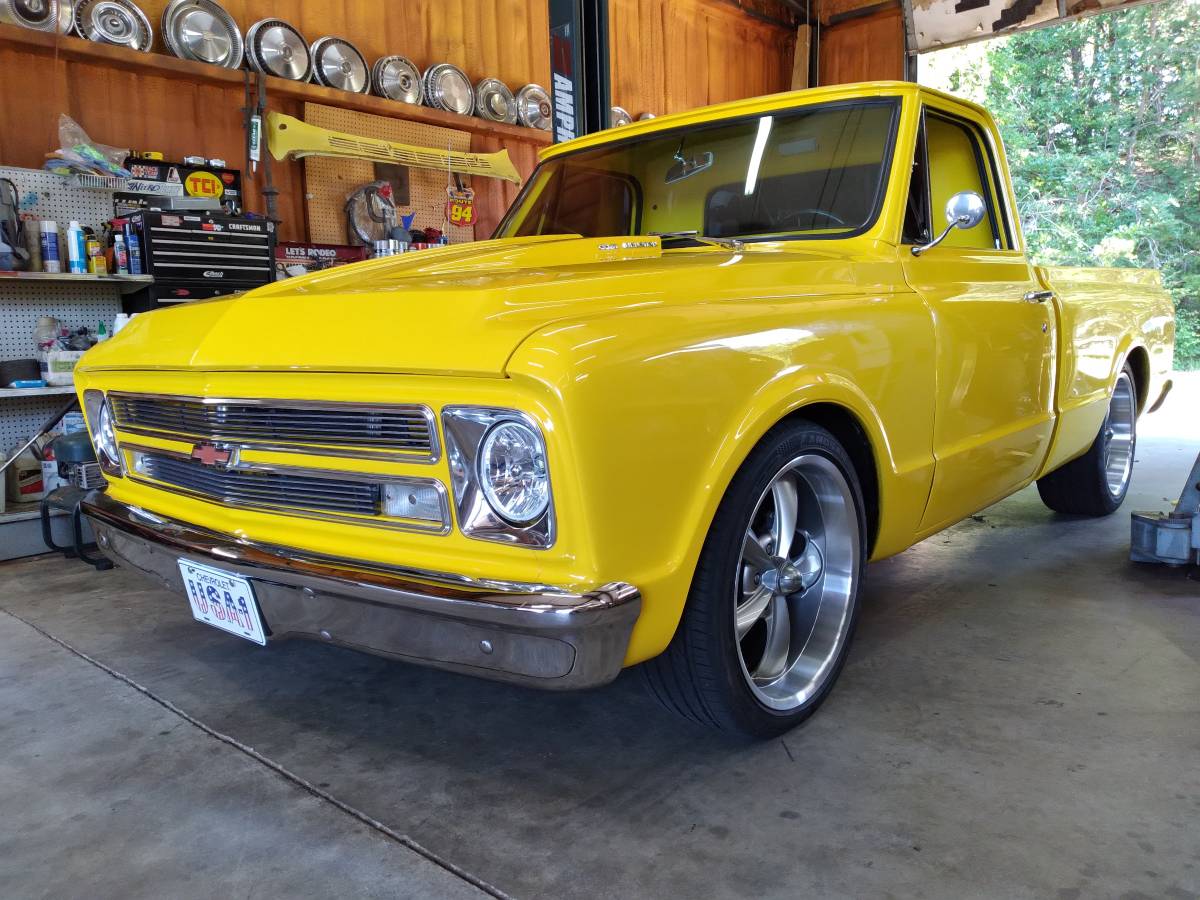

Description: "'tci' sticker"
185 171 224 199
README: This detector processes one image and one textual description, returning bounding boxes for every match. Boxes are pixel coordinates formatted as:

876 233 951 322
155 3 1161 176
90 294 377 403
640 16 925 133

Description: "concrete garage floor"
2 378 1197 900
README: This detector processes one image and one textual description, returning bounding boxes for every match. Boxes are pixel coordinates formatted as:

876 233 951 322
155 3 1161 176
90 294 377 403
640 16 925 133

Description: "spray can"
86 234 106 274
123 221 143 275
66 221 87 274
113 233 129 275
39 220 61 273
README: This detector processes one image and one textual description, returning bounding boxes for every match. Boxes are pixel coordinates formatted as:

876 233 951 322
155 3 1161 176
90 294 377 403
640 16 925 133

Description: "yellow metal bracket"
266 112 522 184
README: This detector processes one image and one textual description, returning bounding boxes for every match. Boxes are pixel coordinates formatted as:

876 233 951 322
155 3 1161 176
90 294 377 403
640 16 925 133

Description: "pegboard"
0 281 122 359
0 166 122 449
0 166 116 233
302 103 474 245
0 394 79 450
0 281 120 448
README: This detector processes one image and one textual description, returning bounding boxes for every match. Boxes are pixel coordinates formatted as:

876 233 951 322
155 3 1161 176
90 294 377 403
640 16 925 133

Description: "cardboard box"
39 349 84 386
275 242 368 279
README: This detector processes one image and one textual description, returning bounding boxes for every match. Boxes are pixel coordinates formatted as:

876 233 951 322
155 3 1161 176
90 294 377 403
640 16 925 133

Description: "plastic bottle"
7 446 46 504
40 220 61 273
113 233 129 275
123 221 143 275
66 221 87 274
112 312 131 334
97 320 109 342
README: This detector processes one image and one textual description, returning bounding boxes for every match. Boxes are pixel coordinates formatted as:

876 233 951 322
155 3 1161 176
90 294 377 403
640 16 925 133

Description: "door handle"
1023 290 1054 303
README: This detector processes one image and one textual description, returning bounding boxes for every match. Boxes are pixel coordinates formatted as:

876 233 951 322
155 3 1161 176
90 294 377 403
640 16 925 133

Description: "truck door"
902 105 1056 534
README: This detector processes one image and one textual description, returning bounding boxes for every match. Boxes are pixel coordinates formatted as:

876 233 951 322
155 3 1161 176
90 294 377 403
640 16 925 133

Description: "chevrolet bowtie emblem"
191 443 233 467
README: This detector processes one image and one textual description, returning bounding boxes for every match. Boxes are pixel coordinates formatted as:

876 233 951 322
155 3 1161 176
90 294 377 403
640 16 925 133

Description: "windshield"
495 98 899 244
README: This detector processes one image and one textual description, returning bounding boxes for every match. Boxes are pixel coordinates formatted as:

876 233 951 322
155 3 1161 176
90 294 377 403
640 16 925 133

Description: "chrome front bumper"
81 492 641 690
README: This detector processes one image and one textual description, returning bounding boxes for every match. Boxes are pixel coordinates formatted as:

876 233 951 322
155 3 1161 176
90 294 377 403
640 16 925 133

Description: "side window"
513 165 637 238
924 113 1003 250
902 111 931 244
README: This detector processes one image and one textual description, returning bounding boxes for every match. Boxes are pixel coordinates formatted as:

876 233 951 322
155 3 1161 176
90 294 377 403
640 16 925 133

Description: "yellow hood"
78 234 886 378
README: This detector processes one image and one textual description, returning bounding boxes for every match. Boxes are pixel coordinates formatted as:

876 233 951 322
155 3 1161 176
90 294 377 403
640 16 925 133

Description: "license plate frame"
177 558 267 646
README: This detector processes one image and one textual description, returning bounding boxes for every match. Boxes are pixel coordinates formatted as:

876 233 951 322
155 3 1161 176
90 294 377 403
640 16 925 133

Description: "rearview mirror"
665 151 714 184
912 190 987 256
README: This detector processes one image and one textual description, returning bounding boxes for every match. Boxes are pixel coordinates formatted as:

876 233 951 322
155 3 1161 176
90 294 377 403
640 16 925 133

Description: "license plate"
177 559 267 645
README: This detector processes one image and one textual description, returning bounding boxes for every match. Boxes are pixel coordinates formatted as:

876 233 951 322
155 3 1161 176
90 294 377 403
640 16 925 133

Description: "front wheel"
1037 365 1138 516
644 421 867 737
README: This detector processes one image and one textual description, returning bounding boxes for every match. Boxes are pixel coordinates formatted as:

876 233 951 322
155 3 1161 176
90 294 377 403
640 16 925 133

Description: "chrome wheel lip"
1103 372 1136 498
163 0 244 69
515 83 552 130
246 18 311 82
733 453 860 712
372 55 423 104
310 36 370 94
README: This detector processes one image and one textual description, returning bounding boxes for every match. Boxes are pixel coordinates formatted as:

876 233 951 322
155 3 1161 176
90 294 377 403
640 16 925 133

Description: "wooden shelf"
0 24 552 147
0 385 76 399
0 271 152 294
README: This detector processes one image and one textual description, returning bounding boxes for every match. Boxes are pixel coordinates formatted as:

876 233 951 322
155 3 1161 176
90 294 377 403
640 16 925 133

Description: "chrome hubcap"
734 454 860 711
1103 372 1136 498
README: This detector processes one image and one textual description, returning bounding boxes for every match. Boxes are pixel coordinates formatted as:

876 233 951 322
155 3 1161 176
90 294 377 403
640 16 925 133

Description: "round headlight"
478 420 549 525
84 389 122 476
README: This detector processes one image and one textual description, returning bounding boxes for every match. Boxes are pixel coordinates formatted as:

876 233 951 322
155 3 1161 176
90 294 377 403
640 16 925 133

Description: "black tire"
1037 365 1138 517
643 420 868 738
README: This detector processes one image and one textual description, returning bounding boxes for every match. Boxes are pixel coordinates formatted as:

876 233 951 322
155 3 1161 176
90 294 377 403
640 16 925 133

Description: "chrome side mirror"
911 190 986 256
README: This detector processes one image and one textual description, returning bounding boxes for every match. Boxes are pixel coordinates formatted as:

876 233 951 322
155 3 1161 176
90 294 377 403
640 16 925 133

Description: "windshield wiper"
651 230 744 251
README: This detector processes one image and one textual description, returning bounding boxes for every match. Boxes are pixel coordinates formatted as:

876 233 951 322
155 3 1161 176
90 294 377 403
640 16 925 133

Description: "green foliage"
928 1 1200 369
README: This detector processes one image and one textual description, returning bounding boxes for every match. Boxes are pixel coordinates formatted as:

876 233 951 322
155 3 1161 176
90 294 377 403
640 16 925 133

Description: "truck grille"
109 393 438 462
136 451 381 517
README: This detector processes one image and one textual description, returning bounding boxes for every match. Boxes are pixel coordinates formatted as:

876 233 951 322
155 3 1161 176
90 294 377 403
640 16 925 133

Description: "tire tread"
1036 364 1136 517
643 419 865 737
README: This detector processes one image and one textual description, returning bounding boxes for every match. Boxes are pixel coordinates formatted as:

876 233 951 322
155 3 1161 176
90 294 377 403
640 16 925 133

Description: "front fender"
509 289 937 665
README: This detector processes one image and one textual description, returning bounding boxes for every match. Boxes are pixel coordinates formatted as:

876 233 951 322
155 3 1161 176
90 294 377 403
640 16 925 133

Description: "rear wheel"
1037 365 1138 516
644 421 866 737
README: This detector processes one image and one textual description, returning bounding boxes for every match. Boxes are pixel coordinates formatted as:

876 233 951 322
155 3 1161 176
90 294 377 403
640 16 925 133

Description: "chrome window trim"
107 391 441 465
122 442 452 536
441 406 556 549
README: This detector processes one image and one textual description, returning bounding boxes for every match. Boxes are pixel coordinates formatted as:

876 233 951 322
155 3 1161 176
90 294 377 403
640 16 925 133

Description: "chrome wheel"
1103 372 1136 498
734 454 860 711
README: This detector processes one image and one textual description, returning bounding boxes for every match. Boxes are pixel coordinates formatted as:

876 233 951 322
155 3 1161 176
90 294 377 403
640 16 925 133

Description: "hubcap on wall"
1103 372 1136 497
733 454 860 711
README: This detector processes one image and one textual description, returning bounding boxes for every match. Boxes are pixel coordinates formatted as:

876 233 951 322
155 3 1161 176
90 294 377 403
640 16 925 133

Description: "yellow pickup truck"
77 81 1174 737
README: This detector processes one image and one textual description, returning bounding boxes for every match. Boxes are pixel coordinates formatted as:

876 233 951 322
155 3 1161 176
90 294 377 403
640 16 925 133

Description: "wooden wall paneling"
0 41 309 239
817 4 905 85
135 0 551 91
609 0 796 118
469 134 539 238
791 24 811 89
609 0 667 117
0 15 552 244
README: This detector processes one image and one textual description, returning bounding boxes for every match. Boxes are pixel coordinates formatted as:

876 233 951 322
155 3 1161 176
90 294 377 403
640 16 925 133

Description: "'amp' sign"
548 0 610 142
551 73 576 142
